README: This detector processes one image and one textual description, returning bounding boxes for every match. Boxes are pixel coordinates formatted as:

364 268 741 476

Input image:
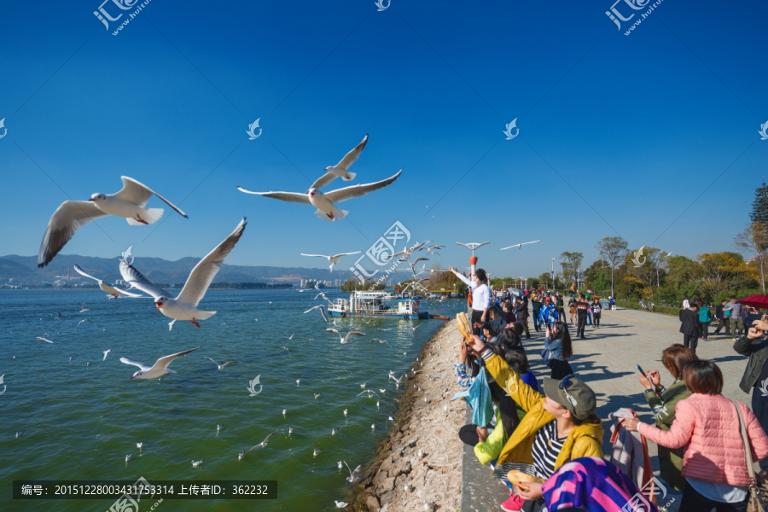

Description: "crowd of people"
679 297 763 354
449 266 768 512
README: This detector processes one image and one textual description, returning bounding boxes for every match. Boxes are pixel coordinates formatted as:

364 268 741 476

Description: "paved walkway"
461 306 750 511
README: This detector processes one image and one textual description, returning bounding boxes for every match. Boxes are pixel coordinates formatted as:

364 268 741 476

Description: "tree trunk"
610 266 615 297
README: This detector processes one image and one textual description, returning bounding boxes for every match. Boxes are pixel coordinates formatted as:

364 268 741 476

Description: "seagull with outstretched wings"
237 170 402 221
119 218 247 331
38 176 188 267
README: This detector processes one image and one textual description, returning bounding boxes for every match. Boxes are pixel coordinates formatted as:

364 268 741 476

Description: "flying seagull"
207 357 238 371
236 169 402 221
341 460 362 483
499 240 541 251
73 264 143 299
455 241 490 255
119 218 247 330
238 432 276 460
392 241 428 261
35 336 55 344
325 133 368 182
299 251 361 272
325 327 365 344
37 176 188 267
304 304 329 322
120 347 199 380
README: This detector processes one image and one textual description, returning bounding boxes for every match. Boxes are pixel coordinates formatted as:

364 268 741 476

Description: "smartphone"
637 364 662 397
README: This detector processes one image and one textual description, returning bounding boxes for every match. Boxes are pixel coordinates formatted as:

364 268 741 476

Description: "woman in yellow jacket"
468 335 603 511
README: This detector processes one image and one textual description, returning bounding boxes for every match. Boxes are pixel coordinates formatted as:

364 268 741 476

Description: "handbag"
732 400 768 512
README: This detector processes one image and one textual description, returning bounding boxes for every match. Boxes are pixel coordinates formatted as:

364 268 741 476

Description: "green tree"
584 259 612 295
736 224 767 293
597 236 628 297
560 251 584 289
751 182 768 235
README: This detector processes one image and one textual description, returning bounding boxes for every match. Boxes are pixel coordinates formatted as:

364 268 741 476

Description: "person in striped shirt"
467 334 602 512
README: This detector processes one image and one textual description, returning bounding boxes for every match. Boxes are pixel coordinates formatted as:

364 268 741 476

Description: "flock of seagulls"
18 133 544 509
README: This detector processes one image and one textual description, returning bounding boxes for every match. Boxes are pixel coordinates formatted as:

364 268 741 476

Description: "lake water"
0 288 464 512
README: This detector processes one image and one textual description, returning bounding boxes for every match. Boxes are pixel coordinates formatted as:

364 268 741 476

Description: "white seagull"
325 133 368 182
73 265 142 299
499 240 541 251
455 241 490 255
0 374 5 395
119 218 247 330
239 432 276 460
35 336 55 344
119 347 199 380
392 241 428 261
299 251 361 272
37 176 188 267
304 304 328 323
207 357 238 371
237 170 402 221
341 460 362 483
102 349 111 361
326 327 365 344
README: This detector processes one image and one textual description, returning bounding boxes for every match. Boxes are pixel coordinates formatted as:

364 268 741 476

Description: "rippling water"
0 288 464 512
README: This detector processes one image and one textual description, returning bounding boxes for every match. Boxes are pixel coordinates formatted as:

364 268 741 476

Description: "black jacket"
733 334 768 393
678 309 700 336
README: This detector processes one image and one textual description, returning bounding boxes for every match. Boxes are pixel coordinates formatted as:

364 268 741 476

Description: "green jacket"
474 410 506 465
643 379 690 490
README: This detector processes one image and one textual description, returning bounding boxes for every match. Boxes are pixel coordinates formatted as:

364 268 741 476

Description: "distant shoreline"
0 282 297 290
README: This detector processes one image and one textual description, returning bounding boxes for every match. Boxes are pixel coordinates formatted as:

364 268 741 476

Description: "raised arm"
470 335 543 412
449 267 473 288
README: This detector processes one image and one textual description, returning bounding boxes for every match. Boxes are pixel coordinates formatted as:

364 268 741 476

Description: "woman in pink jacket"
625 360 768 512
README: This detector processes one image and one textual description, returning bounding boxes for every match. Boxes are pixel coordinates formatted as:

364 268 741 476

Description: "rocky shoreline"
351 320 465 511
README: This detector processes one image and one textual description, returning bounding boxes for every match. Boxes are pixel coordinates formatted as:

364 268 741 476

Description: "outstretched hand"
470 334 486 353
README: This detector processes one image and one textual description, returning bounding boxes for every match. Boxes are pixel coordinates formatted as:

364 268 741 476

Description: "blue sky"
1 0 766 276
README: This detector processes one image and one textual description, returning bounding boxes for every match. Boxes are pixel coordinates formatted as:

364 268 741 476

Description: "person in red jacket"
625 360 768 512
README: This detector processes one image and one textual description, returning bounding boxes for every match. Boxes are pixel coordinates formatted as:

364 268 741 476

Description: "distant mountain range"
0 254 411 288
